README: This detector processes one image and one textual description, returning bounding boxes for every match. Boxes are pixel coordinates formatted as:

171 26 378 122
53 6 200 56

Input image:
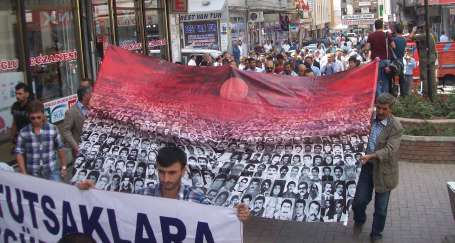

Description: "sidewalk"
244 161 455 243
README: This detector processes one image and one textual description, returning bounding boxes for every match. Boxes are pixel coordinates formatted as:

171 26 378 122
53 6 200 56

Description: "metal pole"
424 0 433 101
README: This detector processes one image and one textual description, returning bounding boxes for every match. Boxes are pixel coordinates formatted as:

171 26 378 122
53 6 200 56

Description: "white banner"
0 171 243 243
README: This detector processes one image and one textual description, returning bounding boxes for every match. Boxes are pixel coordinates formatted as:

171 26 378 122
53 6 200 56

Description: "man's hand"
77 180 95 190
72 145 79 155
60 166 67 178
235 203 250 222
360 154 376 165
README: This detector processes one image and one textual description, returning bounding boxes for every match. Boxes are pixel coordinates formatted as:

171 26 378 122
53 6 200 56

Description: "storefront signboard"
179 12 222 22
43 94 78 124
29 50 78 67
183 20 219 49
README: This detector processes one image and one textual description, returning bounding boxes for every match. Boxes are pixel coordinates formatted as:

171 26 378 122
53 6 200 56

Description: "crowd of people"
2 18 430 242
186 19 429 99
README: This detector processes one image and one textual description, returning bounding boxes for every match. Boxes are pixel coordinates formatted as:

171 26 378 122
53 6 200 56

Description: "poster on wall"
0 72 24 136
43 94 78 124
72 47 378 225
183 20 219 50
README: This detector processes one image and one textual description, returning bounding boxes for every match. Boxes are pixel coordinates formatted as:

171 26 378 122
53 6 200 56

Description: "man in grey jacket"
62 86 92 158
352 93 403 242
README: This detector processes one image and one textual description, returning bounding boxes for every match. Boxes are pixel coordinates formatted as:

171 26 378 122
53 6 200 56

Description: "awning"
188 0 226 13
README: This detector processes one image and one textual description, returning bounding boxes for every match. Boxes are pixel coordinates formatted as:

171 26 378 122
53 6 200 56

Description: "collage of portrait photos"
72 108 366 224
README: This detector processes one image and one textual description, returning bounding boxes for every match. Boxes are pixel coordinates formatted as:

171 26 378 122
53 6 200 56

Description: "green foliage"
393 94 455 119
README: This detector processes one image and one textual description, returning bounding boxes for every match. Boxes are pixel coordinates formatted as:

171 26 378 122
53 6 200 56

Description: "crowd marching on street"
186 19 434 99
0 17 444 243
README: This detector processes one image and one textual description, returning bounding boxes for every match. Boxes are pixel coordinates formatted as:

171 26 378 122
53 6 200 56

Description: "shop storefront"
0 0 170 140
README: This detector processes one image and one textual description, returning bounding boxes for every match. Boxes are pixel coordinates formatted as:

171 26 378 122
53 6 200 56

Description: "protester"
78 146 250 222
352 93 403 242
409 23 438 97
187 55 197 66
11 83 33 150
439 31 449 42
62 86 92 158
363 19 396 97
16 100 67 181
280 62 298 76
391 23 407 96
348 55 361 70
321 53 341 76
402 49 417 96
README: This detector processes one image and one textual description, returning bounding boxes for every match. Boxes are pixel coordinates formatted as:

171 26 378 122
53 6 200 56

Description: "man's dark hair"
334 166 344 172
309 201 321 211
287 181 296 187
298 181 308 188
255 195 265 202
346 180 356 188
15 82 31 93
157 146 187 168
374 19 383 30
348 55 360 66
281 199 293 207
280 165 289 172
77 86 92 102
58 233 96 243
295 199 306 207
26 100 44 114
395 23 403 34
241 194 252 201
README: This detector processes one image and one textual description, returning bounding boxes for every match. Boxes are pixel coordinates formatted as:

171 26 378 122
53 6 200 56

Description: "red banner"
93 46 378 138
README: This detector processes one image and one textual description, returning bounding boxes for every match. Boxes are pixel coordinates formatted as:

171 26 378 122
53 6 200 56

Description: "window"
25 0 81 101
144 1 166 57
92 0 111 70
0 1 25 138
0 0 20 73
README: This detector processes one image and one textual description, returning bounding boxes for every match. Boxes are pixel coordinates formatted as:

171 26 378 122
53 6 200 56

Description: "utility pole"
424 0 433 101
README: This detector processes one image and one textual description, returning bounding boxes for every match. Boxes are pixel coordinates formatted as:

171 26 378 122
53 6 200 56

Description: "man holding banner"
79 146 251 222
353 93 403 242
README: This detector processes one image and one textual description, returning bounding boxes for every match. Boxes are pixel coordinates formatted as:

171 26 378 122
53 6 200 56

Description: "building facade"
0 0 170 140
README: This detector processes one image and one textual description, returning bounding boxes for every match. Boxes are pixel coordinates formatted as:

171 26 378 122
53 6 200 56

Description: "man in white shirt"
281 40 291 53
264 40 273 53
440 31 449 42
187 55 197 66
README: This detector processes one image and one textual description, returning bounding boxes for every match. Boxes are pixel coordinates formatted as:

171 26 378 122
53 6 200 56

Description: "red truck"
407 41 455 89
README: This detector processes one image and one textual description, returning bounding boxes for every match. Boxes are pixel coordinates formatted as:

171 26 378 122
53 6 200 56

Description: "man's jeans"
30 166 61 182
377 60 392 97
352 163 391 236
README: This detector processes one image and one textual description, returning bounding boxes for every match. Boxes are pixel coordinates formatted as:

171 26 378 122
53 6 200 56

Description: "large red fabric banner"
93 47 378 138
74 46 379 225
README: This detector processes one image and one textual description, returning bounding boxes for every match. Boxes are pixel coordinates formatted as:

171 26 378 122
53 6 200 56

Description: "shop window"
116 0 141 53
25 0 81 101
92 0 111 70
144 2 166 57
0 1 25 137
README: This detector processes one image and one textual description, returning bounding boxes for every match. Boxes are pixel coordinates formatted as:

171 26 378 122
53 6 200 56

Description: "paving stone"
244 162 455 243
